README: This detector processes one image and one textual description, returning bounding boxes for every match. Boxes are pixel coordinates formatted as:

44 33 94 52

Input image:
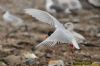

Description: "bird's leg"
68 44 75 59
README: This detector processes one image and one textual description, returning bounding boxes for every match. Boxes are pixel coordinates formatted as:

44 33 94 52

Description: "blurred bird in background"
45 0 82 15
0 6 28 37
3 11 25 28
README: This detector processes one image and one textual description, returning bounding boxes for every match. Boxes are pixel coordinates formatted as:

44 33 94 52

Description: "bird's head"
64 22 74 30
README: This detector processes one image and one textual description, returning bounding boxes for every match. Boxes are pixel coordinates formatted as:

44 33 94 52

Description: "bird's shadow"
82 43 100 47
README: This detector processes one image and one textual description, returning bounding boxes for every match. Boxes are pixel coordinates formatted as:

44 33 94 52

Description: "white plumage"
64 22 86 43
45 0 82 14
3 11 25 27
58 0 82 10
45 0 56 13
24 9 80 49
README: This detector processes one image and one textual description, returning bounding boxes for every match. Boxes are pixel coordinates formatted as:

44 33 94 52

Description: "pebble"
19 52 38 65
45 53 53 58
48 60 64 66
0 61 7 66
4 55 22 65
96 33 100 37
23 52 38 59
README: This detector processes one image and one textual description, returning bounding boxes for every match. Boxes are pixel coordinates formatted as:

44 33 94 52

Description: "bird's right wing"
35 29 68 48
36 29 80 49
24 9 64 28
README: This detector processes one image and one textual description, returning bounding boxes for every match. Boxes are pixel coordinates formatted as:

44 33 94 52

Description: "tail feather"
72 40 80 49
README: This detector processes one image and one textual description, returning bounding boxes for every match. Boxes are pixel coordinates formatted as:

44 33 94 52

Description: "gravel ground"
0 0 100 66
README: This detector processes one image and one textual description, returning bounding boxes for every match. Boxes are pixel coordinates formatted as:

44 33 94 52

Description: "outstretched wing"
24 9 64 29
36 29 80 49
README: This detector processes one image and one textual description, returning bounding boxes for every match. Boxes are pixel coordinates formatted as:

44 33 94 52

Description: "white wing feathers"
24 9 64 29
36 29 80 49
36 29 68 48
72 39 80 49
24 9 80 49
24 9 55 27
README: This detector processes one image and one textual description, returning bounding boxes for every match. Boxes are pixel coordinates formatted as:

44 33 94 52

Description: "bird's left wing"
24 9 64 29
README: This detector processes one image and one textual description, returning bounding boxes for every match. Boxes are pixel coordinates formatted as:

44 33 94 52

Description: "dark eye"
48 31 53 36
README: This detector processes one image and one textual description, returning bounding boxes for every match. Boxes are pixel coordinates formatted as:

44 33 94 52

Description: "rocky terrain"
0 0 100 66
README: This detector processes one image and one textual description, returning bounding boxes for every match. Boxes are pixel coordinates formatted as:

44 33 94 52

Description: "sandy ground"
0 0 100 66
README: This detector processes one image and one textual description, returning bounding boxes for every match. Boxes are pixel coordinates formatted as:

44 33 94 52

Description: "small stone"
96 33 100 37
61 48 66 52
91 54 100 59
72 18 80 23
34 51 45 57
4 55 21 65
21 52 38 65
23 52 38 59
25 58 36 65
45 53 53 58
48 60 64 66
0 61 7 66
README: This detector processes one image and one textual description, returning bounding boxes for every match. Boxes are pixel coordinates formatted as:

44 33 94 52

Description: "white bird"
45 0 67 14
24 9 80 49
45 0 56 13
3 11 25 27
45 0 82 14
2 11 28 37
64 22 86 43
45 0 71 14
59 0 82 10
88 0 100 7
